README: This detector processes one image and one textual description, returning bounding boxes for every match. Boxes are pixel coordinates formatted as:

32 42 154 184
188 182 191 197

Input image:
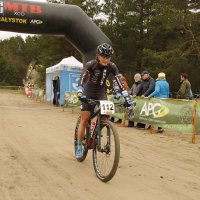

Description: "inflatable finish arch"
0 0 111 64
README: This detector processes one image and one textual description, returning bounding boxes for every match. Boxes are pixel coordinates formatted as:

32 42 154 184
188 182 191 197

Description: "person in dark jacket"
136 70 155 129
136 70 155 98
176 73 191 99
128 73 141 127
53 76 60 106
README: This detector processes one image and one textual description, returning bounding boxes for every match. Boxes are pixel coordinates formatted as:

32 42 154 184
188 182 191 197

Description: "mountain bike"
74 99 125 182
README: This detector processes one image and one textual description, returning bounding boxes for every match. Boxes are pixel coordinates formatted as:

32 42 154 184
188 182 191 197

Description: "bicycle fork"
95 116 111 153
95 114 102 152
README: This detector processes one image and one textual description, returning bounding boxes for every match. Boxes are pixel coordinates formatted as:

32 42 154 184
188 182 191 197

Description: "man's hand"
77 86 86 102
125 98 136 110
77 86 83 98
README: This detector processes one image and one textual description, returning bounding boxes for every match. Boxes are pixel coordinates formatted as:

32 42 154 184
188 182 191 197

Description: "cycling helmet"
96 43 114 56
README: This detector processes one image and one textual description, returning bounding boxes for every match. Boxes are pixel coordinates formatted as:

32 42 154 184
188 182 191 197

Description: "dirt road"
0 90 200 200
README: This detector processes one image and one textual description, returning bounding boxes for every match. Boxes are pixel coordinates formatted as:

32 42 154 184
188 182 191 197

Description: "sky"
0 0 47 40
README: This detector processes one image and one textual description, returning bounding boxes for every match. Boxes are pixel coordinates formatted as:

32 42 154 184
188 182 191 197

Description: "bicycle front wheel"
92 120 120 182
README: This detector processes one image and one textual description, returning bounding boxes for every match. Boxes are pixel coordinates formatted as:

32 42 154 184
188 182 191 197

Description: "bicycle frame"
86 99 127 151
87 103 102 151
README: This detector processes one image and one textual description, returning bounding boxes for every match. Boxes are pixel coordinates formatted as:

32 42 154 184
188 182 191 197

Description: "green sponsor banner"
64 92 81 108
131 97 195 133
197 101 200 135
63 93 200 135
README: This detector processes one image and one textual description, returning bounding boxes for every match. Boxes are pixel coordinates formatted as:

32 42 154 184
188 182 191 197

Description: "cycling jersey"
78 59 119 98
78 59 130 111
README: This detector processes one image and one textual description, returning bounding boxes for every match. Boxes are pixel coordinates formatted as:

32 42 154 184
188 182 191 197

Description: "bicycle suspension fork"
96 113 102 151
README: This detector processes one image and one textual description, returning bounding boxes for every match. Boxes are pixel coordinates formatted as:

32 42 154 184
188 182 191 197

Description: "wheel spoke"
92 120 120 182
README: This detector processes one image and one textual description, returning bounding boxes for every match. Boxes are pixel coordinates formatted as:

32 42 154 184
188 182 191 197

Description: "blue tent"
46 56 83 105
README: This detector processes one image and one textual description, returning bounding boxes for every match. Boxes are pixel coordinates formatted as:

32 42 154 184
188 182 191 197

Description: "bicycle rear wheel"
74 116 88 162
92 120 120 182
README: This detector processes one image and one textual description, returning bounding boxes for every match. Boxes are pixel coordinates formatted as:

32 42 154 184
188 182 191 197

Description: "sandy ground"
0 90 200 200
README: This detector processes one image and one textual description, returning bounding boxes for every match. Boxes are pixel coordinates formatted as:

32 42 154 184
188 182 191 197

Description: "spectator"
136 70 155 129
148 72 169 98
25 82 32 98
53 76 60 106
148 72 169 133
176 73 191 99
129 73 141 96
128 73 141 127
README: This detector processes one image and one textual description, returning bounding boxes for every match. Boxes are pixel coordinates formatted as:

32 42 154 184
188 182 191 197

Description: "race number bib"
100 100 115 115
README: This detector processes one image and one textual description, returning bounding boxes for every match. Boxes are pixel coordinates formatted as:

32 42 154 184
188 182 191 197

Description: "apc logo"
0 1 4 15
4 2 42 14
30 19 43 25
140 102 169 118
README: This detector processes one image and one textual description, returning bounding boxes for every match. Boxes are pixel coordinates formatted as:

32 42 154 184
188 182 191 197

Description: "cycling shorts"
81 92 107 112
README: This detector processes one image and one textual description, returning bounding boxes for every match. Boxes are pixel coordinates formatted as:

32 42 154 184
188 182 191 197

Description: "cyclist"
76 43 134 159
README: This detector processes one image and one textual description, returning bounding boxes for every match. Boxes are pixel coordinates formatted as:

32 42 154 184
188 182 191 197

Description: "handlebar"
79 97 135 110
79 97 100 105
80 98 124 106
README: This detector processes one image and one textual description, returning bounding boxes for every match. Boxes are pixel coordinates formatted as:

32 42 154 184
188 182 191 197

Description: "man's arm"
114 75 134 106
78 61 93 88
136 84 142 96
77 60 93 96
78 69 89 88
110 64 135 108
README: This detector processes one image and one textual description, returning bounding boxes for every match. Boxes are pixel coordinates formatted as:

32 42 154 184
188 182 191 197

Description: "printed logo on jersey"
100 69 107 85
92 69 100 84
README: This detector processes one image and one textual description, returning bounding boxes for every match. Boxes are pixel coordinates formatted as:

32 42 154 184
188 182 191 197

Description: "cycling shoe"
76 144 83 159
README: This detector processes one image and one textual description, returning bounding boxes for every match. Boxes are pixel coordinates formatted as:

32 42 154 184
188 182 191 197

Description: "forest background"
0 0 199 96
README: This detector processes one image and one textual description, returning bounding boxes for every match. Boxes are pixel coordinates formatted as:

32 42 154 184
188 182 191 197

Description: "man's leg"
76 111 90 158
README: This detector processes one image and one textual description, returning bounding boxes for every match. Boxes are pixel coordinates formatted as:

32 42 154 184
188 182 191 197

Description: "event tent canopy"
46 56 83 73
46 56 83 105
